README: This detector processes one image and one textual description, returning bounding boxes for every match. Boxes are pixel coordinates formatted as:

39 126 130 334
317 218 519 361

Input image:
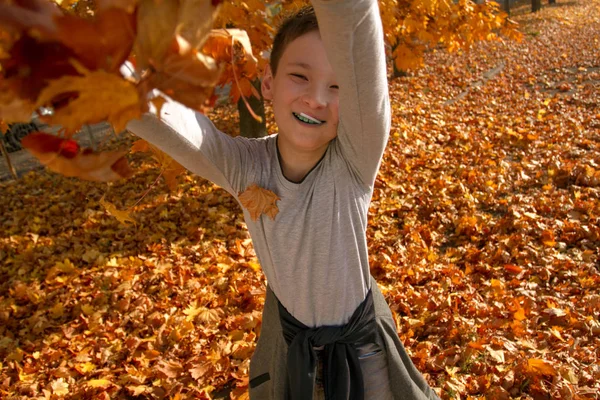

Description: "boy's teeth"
294 112 322 125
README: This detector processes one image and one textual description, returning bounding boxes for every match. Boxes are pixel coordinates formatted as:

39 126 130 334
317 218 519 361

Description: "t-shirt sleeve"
312 0 391 187
126 97 257 198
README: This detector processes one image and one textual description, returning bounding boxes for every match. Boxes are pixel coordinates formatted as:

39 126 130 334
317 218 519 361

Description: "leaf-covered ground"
1 1 599 399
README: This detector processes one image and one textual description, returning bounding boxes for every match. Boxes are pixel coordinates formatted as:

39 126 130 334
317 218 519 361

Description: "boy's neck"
277 138 328 183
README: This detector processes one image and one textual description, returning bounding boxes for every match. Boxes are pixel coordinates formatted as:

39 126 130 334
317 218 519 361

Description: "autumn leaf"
0 119 8 134
55 7 136 73
238 183 280 221
34 64 141 134
526 359 557 376
21 132 133 182
177 0 222 51
99 198 136 225
133 0 180 70
86 378 113 388
51 378 69 396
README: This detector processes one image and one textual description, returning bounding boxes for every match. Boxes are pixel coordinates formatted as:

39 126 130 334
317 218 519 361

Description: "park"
0 0 599 398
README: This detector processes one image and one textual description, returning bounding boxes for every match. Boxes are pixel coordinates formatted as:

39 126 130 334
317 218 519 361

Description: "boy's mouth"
293 112 324 125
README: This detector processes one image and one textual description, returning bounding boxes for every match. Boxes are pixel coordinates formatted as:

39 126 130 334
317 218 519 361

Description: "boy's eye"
330 85 339 90
290 73 307 81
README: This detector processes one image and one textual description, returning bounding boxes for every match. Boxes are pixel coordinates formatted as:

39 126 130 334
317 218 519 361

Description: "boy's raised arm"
312 0 390 187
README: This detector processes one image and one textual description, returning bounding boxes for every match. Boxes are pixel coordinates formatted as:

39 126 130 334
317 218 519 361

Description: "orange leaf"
35 64 141 134
526 359 557 376
0 119 8 134
239 183 280 221
21 132 133 182
56 8 136 73
99 198 136 225
504 264 523 274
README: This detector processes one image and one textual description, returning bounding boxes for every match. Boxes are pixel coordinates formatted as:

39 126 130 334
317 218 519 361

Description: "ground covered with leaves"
1 1 599 399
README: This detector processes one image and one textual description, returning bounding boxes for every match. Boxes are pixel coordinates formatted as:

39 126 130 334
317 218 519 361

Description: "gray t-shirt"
127 0 390 327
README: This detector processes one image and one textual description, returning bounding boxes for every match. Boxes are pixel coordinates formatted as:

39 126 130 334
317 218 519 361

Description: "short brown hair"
270 6 319 76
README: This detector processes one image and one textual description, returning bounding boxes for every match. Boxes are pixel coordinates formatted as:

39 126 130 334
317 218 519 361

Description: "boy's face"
262 31 339 156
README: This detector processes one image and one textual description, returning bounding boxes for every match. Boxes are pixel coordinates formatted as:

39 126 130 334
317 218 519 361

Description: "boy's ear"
261 64 274 101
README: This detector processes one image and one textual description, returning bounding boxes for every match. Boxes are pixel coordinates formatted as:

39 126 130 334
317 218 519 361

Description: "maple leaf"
35 64 142 134
21 132 133 182
51 378 69 396
238 183 280 221
99 198 136 225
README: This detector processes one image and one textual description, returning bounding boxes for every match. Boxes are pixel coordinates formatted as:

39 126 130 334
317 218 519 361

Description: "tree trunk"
237 78 267 138
393 61 408 79
549 0 556 4
532 0 542 12
0 139 18 180
504 0 511 14
391 43 409 78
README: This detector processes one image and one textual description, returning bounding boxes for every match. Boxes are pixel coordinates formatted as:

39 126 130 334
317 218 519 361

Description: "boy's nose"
301 86 328 109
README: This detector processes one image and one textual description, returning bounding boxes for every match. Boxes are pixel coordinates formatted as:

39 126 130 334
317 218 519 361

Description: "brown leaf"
238 183 280 221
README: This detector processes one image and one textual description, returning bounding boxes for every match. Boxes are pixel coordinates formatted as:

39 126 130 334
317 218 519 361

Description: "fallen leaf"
99 198 136 225
86 378 112 388
526 359 557 376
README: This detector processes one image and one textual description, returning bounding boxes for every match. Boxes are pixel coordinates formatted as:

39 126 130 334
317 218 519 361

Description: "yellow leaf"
74 362 96 374
526 359 557 376
238 183 280 221
81 304 94 316
100 198 136 225
87 378 112 388
50 303 65 319
35 65 141 134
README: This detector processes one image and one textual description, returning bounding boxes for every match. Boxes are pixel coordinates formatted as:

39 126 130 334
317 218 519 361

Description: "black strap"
277 290 377 400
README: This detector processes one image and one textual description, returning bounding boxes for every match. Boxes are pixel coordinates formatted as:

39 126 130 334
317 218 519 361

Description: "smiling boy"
127 0 439 399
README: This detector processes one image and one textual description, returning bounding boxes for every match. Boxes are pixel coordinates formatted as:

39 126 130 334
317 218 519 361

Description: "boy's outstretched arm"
125 94 255 198
312 0 390 187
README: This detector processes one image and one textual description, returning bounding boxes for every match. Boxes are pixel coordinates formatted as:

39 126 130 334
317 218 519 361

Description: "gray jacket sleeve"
126 98 258 198
312 0 391 187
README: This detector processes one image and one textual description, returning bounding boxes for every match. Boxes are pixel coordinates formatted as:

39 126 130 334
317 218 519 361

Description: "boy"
127 0 440 399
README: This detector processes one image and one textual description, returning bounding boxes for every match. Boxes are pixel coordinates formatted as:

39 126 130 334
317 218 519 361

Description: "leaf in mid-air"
238 183 280 221
21 132 133 182
34 65 142 134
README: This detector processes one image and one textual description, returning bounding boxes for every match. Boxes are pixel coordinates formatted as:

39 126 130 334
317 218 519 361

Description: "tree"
380 0 521 77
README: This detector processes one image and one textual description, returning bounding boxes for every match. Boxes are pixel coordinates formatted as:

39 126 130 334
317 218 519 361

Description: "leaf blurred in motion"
35 65 142 134
21 132 133 182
